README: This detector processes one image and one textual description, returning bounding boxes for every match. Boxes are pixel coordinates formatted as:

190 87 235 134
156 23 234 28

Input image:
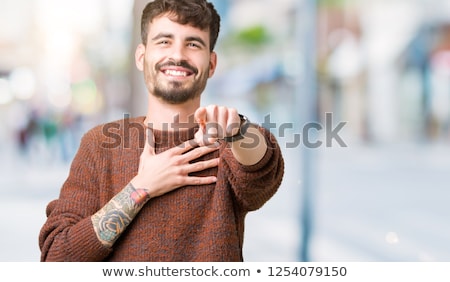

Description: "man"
39 0 284 262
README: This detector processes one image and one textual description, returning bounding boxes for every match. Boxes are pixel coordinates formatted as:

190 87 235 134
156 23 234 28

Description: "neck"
144 94 200 131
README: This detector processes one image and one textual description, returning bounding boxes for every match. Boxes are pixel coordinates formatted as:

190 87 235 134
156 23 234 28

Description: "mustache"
156 60 198 75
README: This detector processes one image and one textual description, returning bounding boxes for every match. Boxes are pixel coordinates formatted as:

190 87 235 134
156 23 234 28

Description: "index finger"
194 107 207 132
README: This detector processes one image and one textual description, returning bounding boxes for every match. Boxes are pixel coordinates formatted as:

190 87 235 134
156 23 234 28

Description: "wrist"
223 114 250 142
129 180 151 205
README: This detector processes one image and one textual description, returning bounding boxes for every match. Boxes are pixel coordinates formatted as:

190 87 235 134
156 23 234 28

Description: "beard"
144 60 209 104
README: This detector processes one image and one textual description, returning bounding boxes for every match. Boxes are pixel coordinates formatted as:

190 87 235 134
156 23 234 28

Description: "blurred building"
317 0 450 144
0 0 134 162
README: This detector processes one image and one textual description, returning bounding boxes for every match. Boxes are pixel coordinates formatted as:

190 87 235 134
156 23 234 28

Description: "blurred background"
1 0 450 261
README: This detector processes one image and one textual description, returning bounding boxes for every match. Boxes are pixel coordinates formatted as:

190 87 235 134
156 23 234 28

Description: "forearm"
231 126 267 166
91 183 150 247
224 127 284 211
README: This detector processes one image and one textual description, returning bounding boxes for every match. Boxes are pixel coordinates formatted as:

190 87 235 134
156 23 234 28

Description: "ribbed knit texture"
39 116 284 261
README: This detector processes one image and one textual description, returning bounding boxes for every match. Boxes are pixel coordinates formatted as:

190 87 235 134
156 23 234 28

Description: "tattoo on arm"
91 183 150 247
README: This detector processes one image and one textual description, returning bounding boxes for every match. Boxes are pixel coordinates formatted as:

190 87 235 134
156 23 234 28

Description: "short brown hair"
141 0 221 51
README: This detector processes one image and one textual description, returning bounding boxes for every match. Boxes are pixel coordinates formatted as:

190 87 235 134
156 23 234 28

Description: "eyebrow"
151 33 207 48
151 32 173 41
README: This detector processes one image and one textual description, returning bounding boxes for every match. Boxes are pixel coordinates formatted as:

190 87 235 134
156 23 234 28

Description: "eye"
157 40 170 45
187 42 201 48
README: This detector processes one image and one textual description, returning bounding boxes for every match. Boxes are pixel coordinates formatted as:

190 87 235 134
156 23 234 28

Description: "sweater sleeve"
221 125 284 212
38 127 113 261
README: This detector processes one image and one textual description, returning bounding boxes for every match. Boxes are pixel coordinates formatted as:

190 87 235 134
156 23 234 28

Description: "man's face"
136 15 217 104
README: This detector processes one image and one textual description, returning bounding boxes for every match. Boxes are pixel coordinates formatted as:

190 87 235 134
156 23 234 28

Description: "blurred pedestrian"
39 0 284 262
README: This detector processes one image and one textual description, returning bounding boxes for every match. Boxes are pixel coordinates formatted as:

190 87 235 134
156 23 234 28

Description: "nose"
168 42 187 62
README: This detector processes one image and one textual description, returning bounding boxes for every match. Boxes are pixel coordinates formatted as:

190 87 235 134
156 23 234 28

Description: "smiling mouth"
157 61 198 78
163 69 192 77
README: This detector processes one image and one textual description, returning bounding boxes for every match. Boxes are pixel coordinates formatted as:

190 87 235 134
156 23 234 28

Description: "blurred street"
245 139 450 262
1 136 449 262
311 141 450 261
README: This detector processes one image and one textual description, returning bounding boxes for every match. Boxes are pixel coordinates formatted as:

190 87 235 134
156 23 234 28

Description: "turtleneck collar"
138 116 199 149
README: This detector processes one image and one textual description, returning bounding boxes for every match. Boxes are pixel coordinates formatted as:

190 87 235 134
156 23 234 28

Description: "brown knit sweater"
39 116 284 262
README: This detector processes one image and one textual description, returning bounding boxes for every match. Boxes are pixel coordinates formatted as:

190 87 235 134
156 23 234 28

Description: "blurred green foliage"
234 25 271 46
318 0 351 7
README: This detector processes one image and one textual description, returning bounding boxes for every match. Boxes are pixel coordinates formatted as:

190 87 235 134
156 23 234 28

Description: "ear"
208 51 217 78
135 43 146 71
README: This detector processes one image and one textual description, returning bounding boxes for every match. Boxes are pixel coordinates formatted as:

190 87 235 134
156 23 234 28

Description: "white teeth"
165 70 188 77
